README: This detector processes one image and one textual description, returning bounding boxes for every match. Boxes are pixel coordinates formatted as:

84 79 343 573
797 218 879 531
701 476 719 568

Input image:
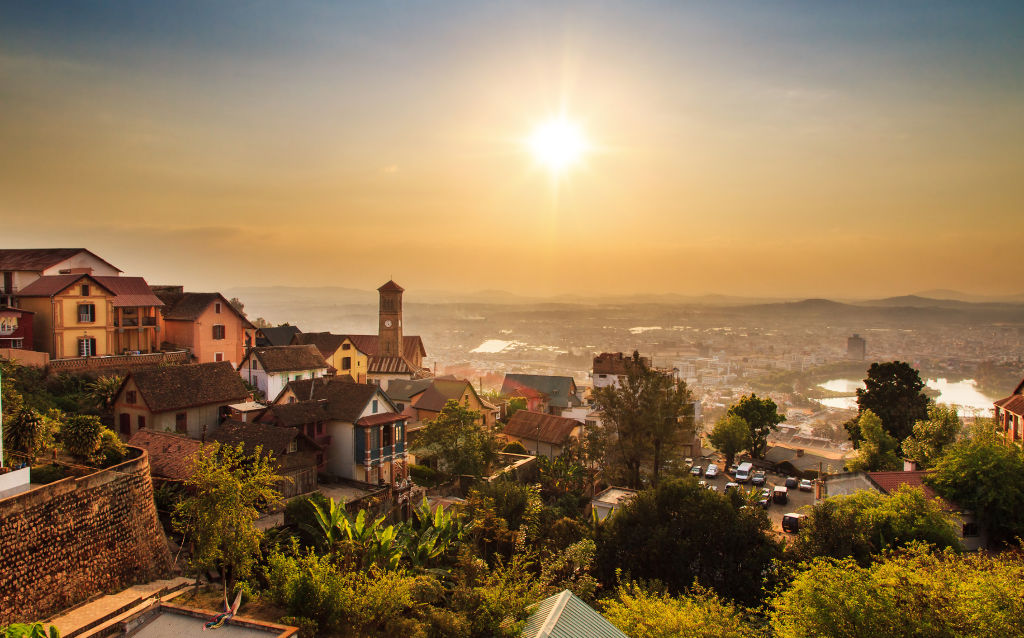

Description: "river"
817 378 1000 414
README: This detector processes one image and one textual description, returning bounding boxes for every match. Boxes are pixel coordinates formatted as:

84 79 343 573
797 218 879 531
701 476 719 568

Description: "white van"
735 462 754 483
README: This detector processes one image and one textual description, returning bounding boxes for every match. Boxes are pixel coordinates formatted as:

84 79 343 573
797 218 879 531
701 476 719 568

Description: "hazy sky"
2 1 1022 298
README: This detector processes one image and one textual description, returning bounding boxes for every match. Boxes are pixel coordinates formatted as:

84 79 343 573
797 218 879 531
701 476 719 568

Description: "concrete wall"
0 447 171 624
0 348 49 368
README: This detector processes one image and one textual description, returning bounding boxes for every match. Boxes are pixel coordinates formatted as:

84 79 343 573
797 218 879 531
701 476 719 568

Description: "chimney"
904 459 917 472
796 449 804 458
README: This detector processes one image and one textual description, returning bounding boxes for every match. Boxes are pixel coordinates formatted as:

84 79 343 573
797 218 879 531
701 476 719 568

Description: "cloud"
379 165 398 173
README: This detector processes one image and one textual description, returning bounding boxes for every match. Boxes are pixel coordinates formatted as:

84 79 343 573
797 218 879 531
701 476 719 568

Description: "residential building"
255 325 302 347
592 352 651 389
259 377 409 486
112 361 250 439
499 373 581 415
291 332 369 382
0 248 121 307
126 429 203 482
521 590 628 638
0 306 33 351
209 419 322 497
386 376 495 427
591 487 638 522
239 344 330 400
154 290 254 366
501 410 581 459
847 334 866 360
17 274 164 358
994 376 1024 446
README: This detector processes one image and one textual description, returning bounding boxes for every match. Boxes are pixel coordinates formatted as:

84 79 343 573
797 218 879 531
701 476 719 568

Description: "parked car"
773 486 789 505
691 465 703 477
708 485 718 493
725 482 740 491
698 480 708 488
729 464 739 475
751 471 766 486
785 477 799 489
782 513 805 533
760 487 772 500
799 479 814 492
705 464 720 478
735 462 753 483
684 457 694 469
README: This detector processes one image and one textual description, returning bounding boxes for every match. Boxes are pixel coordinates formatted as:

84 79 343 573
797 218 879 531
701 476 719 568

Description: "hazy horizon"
2 2 1022 298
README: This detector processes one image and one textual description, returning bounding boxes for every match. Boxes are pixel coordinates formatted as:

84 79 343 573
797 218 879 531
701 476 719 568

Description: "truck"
735 462 754 483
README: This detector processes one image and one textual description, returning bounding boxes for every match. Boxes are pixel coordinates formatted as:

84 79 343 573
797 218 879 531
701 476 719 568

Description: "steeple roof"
378 280 404 292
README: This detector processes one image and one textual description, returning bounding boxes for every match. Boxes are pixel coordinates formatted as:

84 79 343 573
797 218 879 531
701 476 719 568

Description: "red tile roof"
93 276 163 307
356 413 407 427
996 395 1024 415
377 280 404 292
866 471 954 510
17 274 115 298
0 248 121 273
125 361 250 412
503 410 580 446
250 345 329 373
347 335 426 359
128 429 202 481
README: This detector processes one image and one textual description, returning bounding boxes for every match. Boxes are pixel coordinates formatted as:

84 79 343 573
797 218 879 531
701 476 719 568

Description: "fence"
49 350 190 373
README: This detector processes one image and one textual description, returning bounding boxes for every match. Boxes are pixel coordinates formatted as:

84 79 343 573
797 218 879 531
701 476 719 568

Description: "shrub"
30 464 66 485
94 428 127 466
409 464 437 483
502 441 529 455
602 580 749 638
284 491 330 549
60 415 103 459
279 617 317 638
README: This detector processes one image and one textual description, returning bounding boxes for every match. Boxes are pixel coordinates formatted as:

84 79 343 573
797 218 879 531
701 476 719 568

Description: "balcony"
141 316 157 327
116 318 139 327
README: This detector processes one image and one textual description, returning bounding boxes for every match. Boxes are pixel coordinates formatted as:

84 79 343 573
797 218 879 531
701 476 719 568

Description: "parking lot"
687 461 817 536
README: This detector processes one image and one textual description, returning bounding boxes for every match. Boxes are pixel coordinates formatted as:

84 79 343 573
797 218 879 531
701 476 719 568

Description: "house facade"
499 373 581 416
386 377 495 427
0 307 33 351
592 352 651 389
209 419 323 498
0 248 121 307
112 361 250 439
994 376 1024 446
239 344 329 400
154 290 254 367
291 332 369 382
501 410 582 459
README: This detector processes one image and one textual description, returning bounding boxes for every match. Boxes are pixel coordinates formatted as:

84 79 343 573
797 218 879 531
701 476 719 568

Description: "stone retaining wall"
0 447 172 624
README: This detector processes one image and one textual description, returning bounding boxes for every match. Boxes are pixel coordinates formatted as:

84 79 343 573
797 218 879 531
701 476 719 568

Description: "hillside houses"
239 344 330 400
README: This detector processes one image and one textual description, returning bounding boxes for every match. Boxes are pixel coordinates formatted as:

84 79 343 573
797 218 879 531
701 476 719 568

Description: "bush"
502 441 529 455
279 617 317 638
60 415 103 459
94 428 127 466
283 491 330 549
776 460 802 478
409 464 437 483
602 580 750 638
30 464 66 485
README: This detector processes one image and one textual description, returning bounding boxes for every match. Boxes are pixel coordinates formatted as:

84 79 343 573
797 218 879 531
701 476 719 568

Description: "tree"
592 351 693 488
789 486 961 566
252 317 271 329
174 442 283 596
846 410 901 472
594 478 781 605
727 394 785 459
602 580 749 638
502 440 528 455
411 399 497 478
708 414 749 468
60 414 103 460
3 407 43 456
901 403 962 469
505 397 527 421
846 362 930 446
926 418 1024 546
84 375 123 412
228 297 247 317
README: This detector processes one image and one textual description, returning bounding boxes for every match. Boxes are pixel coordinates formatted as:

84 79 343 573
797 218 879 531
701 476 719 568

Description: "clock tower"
378 280 404 357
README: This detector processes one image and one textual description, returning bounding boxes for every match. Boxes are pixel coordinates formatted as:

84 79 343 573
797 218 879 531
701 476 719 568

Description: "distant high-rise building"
847 334 866 360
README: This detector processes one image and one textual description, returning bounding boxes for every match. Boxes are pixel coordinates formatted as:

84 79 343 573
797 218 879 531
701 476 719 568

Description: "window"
294 374 303 381
78 304 96 323
316 422 323 435
215 302 222 314
341 357 351 370
288 397 296 404
372 399 378 414
212 324 225 340
963 522 980 537
119 413 130 435
287 439 298 453
138 415 146 430
383 426 392 447
598 374 607 379
126 390 137 405
81 284 90 296
175 412 188 433
214 352 224 362
78 337 97 357
252 359 259 369
342 343 351 350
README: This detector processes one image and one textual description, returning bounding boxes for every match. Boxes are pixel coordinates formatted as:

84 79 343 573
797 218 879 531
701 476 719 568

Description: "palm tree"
85 375 123 412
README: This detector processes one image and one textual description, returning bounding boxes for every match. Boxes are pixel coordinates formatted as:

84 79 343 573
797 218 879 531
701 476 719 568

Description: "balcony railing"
141 316 156 326
117 318 139 327
0 286 16 294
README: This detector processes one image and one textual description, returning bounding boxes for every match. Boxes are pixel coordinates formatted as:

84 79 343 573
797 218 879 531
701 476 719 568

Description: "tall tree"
411 399 497 478
846 410 901 472
846 361 930 446
592 351 693 488
228 297 247 317
85 374 123 412
901 403 962 469
708 414 750 468
727 394 785 459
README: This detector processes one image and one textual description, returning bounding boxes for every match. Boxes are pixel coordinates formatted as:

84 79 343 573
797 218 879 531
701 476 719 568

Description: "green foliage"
173 442 283 595
284 491 330 549
153 482 185 511
3 407 43 456
411 399 498 478
790 486 962 566
409 464 438 484
595 478 781 605
771 545 1024 638
901 403 962 469
846 410 901 472
847 361 930 446
926 419 1024 546
30 464 66 485
727 393 785 459
84 374 123 412
602 580 749 638
502 440 529 455
94 428 127 466
536 454 588 498
1 623 59 638
708 414 750 468
59 414 103 460
506 397 528 421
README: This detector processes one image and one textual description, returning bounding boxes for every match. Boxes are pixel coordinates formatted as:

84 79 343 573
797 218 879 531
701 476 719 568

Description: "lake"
817 377 1000 414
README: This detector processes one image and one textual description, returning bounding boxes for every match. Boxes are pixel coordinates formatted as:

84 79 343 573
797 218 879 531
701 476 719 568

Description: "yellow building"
18 274 164 359
291 332 369 382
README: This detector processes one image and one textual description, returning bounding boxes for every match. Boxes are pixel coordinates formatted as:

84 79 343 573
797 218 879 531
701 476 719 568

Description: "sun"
529 118 587 171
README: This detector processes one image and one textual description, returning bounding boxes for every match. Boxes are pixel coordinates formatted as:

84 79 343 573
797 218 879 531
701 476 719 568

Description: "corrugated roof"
128 430 202 481
996 395 1024 415
386 378 435 402
521 590 627 638
367 355 420 374
124 361 250 413
93 276 163 307
250 345 329 373
503 410 579 446
0 248 121 273
257 326 302 347
500 374 580 408
355 413 407 427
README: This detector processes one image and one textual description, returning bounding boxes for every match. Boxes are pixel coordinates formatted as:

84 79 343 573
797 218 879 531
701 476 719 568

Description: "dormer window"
342 343 351 350
372 399 378 414
215 302 222 313
81 284 90 297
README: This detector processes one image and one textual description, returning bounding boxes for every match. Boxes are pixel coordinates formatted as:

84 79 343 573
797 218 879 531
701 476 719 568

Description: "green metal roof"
521 590 627 638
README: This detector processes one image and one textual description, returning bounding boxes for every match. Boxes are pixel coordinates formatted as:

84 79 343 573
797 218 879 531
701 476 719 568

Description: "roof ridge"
536 590 572 638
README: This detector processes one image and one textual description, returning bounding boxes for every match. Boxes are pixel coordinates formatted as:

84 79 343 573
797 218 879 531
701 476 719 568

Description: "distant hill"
912 289 1024 304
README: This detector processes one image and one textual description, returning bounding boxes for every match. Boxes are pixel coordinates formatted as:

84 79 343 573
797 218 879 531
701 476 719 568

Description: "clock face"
384 320 392 328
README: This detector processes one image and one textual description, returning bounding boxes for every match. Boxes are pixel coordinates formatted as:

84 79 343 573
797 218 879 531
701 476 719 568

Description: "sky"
1 1 1022 299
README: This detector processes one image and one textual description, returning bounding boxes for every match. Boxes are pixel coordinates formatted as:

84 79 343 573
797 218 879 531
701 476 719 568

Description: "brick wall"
0 447 172 624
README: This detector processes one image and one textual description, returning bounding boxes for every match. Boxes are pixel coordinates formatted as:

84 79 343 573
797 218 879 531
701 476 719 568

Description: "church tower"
378 280 404 357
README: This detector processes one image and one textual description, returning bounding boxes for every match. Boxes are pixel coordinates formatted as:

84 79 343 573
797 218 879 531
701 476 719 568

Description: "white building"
239 344 330 401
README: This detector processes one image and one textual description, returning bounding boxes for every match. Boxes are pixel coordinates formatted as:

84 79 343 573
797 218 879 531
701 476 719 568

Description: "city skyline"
2 1 1022 297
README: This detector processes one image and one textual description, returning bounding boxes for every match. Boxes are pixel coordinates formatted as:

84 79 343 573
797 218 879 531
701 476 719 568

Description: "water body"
817 378 999 414
471 339 518 353
629 326 661 334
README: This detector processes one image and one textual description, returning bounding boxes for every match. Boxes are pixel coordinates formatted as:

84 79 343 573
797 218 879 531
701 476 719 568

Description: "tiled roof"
278 377 388 422
251 345 329 373
367 356 420 374
996 395 1024 415
256 326 302 347
763 446 833 471
155 291 254 327
377 280 404 292
500 374 580 408
292 332 350 358
503 410 580 446
355 413 407 427
0 248 121 273
128 430 202 481
866 470 954 510
93 276 163 307
522 590 627 638
386 378 435 402
413 379 475 413
1014 375 1024 396
347 335 426 359
592 352 651 377
209 419 302 456
126 362 249 413
17 274 115 298
264 400 331 427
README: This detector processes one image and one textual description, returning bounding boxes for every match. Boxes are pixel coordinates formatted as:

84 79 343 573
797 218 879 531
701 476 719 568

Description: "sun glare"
529 118 587 171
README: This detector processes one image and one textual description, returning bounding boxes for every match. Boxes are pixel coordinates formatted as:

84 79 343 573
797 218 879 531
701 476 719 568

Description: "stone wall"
0 447 172 624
